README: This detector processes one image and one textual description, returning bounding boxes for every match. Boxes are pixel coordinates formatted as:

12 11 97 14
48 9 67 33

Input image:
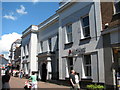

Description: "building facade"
58 1 105 86
0 55 9 75
37 14 59 81
9 39 21 69
101 1 120 89
18 1 120 89
21 25 38 76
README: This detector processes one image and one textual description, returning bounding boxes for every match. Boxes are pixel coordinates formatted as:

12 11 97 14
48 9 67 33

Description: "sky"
0 1 59 59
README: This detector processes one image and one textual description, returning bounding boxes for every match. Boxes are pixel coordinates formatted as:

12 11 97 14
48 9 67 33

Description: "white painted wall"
29 33 38 72
58 2 105 83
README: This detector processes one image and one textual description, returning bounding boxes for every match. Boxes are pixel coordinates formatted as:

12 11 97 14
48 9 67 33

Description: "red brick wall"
100 2 114 30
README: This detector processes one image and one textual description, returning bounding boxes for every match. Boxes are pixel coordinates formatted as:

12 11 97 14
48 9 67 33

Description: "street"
9 76 71 89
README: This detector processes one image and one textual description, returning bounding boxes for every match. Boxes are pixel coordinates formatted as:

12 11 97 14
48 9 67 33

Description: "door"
41 63 47 81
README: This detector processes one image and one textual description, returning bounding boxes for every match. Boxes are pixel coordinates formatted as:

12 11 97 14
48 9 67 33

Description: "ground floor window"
68 57 73 71
84 54 91 77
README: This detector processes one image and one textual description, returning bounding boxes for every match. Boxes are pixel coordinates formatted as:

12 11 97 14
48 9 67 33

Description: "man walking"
69 70 76 89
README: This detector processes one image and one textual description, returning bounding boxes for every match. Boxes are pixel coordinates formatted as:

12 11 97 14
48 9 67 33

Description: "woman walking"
28 72 37 90
75 72 80 90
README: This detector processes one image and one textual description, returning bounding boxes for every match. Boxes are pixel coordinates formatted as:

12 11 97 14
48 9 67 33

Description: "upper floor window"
23 46 26 55
56 34 59 50
114 1 120 14
81 15 90 38
66 24 72 43
40 41 43 53
27 44 29 52
84 54 91 77
25 44 29 56
48 38 51 51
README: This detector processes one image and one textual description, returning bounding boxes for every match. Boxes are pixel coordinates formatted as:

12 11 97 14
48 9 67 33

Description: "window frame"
83 54 92 78
48 38 52 52
68 57 74 71
81 15 90 39
40 41 43 53
114 1 120 14
66 23 73 43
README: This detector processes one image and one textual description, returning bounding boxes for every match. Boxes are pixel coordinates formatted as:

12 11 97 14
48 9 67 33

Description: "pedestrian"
28 71 37 90
2 70 11 90
19 70 23 79
69 70 76 89
75 72 80 90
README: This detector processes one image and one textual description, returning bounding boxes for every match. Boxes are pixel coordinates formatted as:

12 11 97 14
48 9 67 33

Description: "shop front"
113 46 120 89
61 47 101 88
102 25 120 89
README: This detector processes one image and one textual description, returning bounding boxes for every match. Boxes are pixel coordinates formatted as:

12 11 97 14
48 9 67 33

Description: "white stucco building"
37 14 59 81
21 25 38 76
19 1 120 89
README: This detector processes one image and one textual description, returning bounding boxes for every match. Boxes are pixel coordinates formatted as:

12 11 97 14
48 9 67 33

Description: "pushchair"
24 80 32 90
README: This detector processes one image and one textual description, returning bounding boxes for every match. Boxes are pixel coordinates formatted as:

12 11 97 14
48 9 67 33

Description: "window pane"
84 26 90 37
67 24 72 33
67 33 72 42
40 41 43 52
70 58 73 65
66 24 72 42
84 55 91 64
85 66 91 76
83 16 89 27
84 54 91 77
115 1 120 13
48 38 51 51
68 57 73 71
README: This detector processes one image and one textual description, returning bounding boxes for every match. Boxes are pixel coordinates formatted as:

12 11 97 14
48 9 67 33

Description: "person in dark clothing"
2 70 11 90
69 70 76 89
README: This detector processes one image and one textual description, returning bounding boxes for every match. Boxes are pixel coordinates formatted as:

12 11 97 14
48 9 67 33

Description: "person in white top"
75 72 80 90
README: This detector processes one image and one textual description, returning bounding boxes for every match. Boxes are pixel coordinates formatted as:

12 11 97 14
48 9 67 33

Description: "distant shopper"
2 70 11 90
75 72 80 90
69 70 76 89
28 72 37 89
19 70 23 79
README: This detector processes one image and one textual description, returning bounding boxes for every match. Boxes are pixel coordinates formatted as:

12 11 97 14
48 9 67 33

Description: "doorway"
41 63 47 81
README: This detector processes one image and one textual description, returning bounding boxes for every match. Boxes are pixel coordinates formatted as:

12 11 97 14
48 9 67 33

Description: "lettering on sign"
72 48 86 55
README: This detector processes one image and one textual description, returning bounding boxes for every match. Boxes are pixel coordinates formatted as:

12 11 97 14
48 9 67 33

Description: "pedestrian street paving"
9 76 71 89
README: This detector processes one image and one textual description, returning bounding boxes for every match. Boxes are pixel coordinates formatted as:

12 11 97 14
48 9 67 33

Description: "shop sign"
71 48 86 55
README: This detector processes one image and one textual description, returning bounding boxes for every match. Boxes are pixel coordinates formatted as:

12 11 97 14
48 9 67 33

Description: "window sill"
64 42 73 45
112 12 120 21
80 36 91 41
81 78 92 81
113 12 120 16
